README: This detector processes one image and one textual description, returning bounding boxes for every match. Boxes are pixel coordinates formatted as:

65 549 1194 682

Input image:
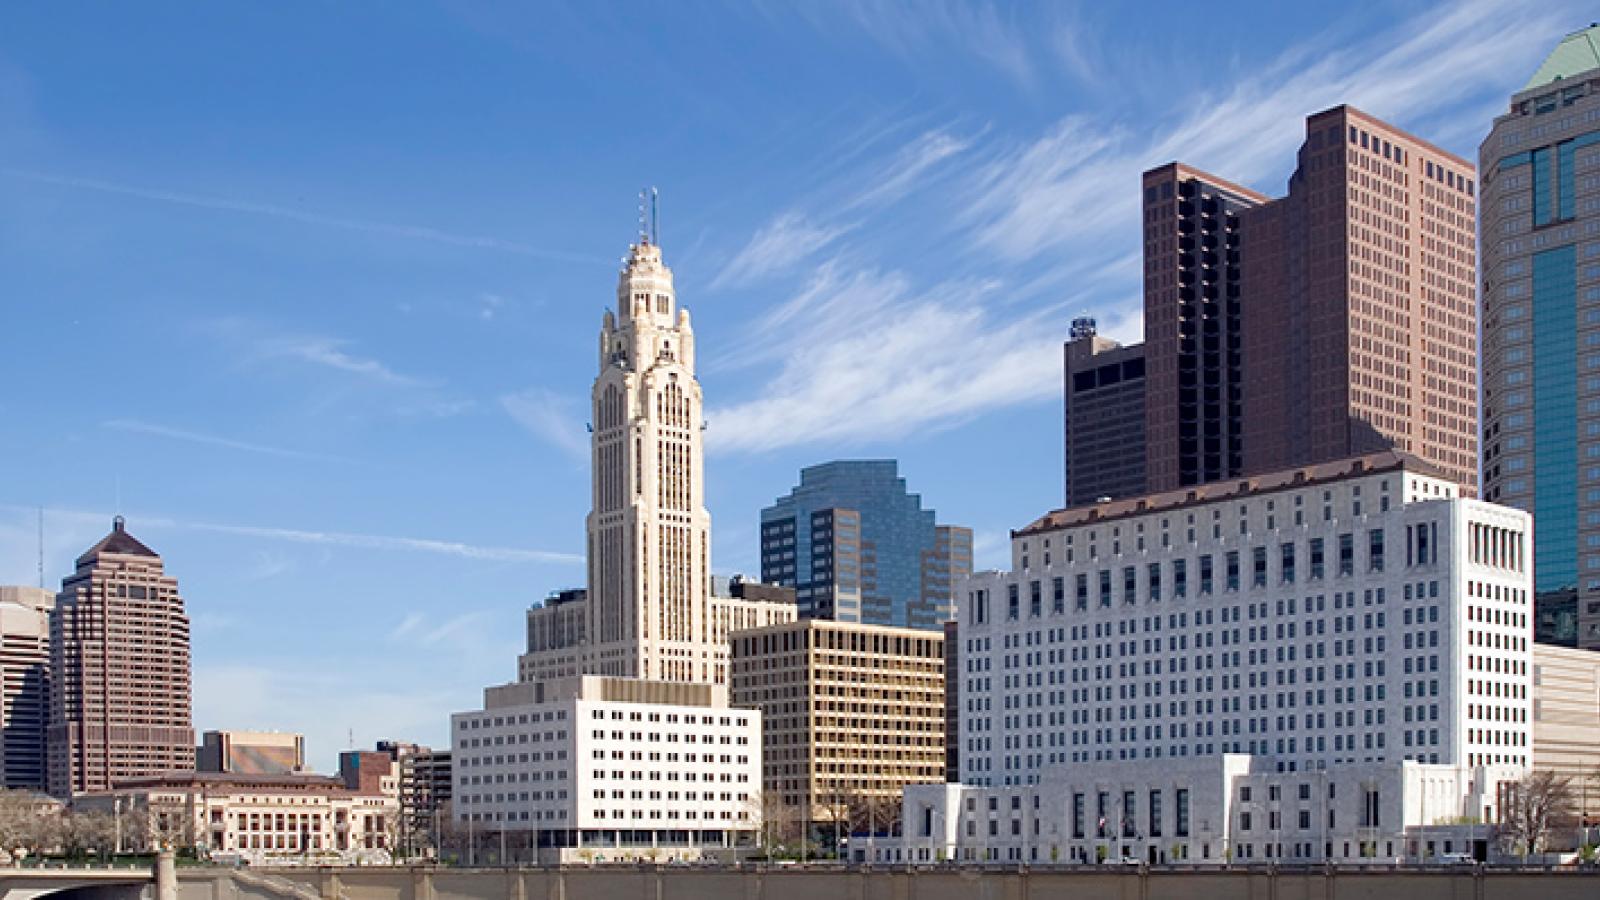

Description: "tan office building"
728 619 945 834
1531 644 1600 821
198 730 305 775
47 517 194 797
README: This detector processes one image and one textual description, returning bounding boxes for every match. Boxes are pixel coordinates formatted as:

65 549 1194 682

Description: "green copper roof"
1524 24 1600 91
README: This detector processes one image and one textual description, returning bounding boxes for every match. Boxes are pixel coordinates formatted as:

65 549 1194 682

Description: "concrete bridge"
174 863 1599 900
0 860 159 900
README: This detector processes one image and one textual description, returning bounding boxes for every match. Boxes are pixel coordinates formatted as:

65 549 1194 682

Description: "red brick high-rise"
47 517 194 797
1136 106 1478 497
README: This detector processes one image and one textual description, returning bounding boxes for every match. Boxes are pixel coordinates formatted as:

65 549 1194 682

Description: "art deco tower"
47 517 194 796
586 238 715 682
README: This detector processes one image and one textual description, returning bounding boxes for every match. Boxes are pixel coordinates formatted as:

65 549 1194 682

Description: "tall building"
1480 24 1600 649
898 452 1531 865
760 460 972 629
728 619 945 837
198 730 305 775
1141 164 1266 493
47 517 194 797
0 586 54 791
1070 107 1477 506
1063 317 1147 505
1238 107 1479 496
455 232 778 863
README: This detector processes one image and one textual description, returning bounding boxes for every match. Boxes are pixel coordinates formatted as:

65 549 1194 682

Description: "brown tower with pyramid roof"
47 517 194 797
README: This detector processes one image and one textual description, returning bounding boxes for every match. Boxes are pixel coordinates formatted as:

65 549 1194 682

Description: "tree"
1501 770 1579 857
59 810 117 859
0 790 61 859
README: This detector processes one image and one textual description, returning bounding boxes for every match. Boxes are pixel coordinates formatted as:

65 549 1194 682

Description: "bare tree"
1501 770 1579 857
59 810 117 859
0 790 61 859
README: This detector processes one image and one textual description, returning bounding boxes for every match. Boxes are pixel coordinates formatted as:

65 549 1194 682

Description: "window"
1200 555 1214 594
1174 560 1188 597
1281 543 1296 584
1148 564 1161 602
1369 529 1385 572
1176 789 1190 837
1029 581 1042 617
1149 790 1163 838
1310 538 1325 580
1338 534 1355 576
1252 547 1267 588
1226 551 1241 591
1007 584 1019 620
1099 571 1112 608
1073 793 1086 839
1052 577 1065 614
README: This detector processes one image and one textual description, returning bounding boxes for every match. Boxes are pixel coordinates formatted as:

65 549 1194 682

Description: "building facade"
0 586 53 792
1141 164 1266 494
760 460 971 630
451 675 760 862
728 619 945 834
47 517 194 797
1530 643 1600 821
398 746 453 857
1480 25 1600 649
1063 318 1147 505
892 756 1520 865
75 771 397 864
911 453 1534 864
585 239 719 683
959 453 1527 789
198 730 305 775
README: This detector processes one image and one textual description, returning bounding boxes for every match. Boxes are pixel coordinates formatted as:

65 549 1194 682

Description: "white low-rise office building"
452 675 760 862
899 452 1535 865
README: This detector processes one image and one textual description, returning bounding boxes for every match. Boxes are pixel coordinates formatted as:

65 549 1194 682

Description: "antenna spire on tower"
637 189 649 244
650 187 659 246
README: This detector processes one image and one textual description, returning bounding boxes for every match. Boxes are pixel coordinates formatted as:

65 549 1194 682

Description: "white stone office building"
896 452 1534 865
452 675 759 862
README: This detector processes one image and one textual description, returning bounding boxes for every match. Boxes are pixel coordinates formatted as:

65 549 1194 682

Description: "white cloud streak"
0 504 583 566
0 168 607 264
711 213 857 290
255 334 423 386
102 418 353 463
709 0 1566 454
500 388 589 462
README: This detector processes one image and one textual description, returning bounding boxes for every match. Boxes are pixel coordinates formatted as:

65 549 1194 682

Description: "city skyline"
0 1 1588 771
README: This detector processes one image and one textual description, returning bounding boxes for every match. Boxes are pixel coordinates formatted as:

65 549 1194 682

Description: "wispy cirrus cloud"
0 168 607 264
102 418 353 463
711 213 857 290
256 334 423 386
709 0 1567 454
0 504 583 566
500 388 588 462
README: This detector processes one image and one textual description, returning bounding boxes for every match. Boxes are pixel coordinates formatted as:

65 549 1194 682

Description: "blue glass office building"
1480 25 1600 647
760 460 971 630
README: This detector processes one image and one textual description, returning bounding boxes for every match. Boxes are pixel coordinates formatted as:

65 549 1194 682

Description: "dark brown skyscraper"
1238 106 1479 493
1141 164 1268 492
47 517 194 797
1132 106 1478 499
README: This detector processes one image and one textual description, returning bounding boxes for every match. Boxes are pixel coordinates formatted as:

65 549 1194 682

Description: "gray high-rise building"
760 461 971 630
0 586 54 792
1062 317 1146 506
1481 24 1600 648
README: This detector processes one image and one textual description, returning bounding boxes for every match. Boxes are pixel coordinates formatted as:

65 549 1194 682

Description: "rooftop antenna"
650 186 659 246
637 189 648 244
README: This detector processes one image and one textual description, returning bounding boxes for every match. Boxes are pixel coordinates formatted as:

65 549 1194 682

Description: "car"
1435 853 1476 866
1116 855 1144 866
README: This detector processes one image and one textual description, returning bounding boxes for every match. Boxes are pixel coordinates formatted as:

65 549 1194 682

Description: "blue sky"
0 1 1582 771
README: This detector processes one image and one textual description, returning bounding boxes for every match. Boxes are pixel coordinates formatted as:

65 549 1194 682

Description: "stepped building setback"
455 231 787 862
47 517 194 797
1067 105 1478 504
